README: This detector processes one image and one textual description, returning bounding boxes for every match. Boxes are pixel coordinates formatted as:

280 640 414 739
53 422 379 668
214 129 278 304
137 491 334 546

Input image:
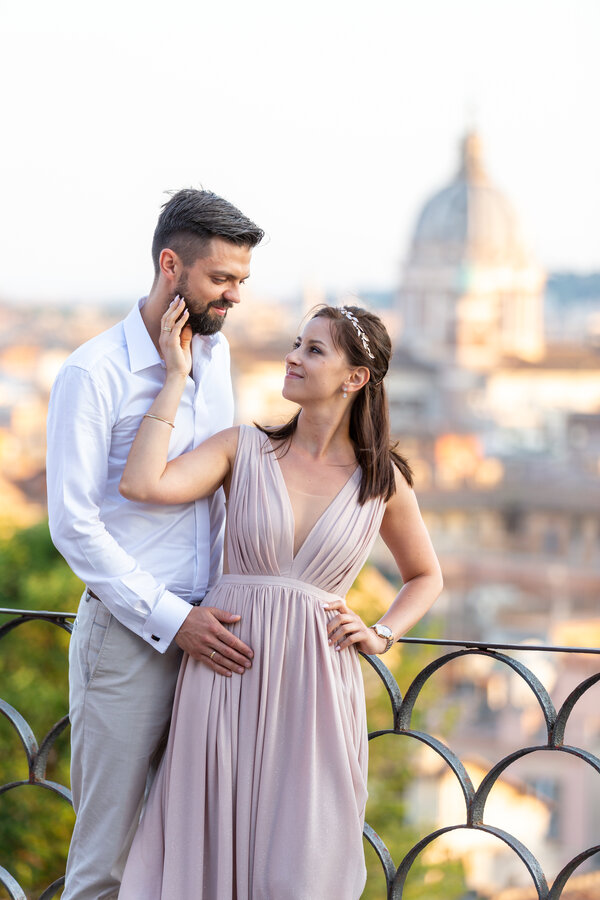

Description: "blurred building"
493 872 600 899
546 272 600 346
0 301 125 532
382 132 600 645
393 131 600 441
398 131 545 371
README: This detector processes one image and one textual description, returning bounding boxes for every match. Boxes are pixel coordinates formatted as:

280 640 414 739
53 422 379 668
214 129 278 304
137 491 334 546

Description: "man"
46 189 264 899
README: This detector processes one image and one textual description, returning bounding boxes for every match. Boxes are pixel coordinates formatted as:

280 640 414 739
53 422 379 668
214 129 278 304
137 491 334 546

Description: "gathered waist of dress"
217 573 344 605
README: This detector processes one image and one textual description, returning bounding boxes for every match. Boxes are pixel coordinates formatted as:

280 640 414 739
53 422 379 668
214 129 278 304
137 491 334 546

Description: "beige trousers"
62 591 182 900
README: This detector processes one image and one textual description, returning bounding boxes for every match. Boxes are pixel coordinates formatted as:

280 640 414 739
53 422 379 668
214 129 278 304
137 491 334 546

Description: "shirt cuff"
142 590 193 653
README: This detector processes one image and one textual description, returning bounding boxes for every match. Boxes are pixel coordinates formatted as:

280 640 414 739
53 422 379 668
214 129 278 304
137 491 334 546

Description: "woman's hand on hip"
323 599 387 655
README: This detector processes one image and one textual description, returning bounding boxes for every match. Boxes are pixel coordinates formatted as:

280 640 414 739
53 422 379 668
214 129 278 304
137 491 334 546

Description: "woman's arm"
119 298 238 505
372 468 443 643
326 466 443 655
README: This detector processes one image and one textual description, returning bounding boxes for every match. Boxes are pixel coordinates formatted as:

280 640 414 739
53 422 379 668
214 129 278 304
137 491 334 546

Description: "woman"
118 300 442 899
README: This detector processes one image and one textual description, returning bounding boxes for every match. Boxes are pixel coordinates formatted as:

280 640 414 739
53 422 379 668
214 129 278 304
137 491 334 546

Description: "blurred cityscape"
1 131 599 895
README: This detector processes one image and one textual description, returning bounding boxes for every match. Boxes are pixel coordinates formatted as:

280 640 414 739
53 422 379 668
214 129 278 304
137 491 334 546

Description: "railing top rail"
0 608 77 620
397 636 600 655
1 607 598 654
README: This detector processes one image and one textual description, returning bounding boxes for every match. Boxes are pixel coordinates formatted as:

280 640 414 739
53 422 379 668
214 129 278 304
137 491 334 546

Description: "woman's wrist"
369 623 394 653
164 369 188 386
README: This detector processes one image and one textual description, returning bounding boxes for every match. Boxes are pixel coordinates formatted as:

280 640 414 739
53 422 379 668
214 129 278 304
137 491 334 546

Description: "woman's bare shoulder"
213 425 242 457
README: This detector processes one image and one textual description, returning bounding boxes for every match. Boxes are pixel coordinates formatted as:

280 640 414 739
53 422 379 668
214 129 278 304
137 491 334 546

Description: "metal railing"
362 636 600 898
0 609 74 900
1 608 599 899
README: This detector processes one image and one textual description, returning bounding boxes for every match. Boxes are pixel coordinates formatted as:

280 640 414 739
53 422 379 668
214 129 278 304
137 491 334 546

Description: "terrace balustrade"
1 607 599 899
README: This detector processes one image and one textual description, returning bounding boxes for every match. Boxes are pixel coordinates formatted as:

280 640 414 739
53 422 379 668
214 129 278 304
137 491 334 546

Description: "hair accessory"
338 307 375 359
143 413 175 429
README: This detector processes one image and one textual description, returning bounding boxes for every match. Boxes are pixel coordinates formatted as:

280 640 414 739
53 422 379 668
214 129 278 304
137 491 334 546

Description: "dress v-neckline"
266 438 360 562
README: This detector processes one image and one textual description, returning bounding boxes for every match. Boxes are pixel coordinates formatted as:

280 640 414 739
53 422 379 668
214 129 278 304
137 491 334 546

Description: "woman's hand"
159 296 192 377
323 599 389 655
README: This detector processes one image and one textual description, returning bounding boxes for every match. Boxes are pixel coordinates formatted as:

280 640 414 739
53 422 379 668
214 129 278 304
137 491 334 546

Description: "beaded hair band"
338 307 375 359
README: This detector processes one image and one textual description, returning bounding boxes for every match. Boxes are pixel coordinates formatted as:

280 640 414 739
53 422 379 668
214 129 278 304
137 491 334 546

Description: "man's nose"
222 285 242 304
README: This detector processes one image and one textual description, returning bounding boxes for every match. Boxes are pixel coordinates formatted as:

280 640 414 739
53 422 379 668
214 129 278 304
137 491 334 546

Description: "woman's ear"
346 366 370 394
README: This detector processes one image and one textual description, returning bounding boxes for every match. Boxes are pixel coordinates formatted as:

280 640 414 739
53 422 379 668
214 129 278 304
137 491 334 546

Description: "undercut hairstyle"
151 188 264 275
258 305 413 505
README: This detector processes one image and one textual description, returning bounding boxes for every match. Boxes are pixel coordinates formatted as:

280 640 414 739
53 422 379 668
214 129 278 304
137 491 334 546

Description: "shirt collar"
123 299 162 373
123 298 225 373
192 331 223 360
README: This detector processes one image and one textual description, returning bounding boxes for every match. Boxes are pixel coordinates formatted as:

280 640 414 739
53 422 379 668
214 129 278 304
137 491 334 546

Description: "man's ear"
159 248 181 283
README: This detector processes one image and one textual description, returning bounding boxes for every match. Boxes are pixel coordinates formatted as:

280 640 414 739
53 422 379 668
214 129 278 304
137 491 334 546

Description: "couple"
47 189 442 899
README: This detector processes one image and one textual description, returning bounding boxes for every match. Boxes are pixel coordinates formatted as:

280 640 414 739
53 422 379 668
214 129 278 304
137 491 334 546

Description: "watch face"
375 624 392 639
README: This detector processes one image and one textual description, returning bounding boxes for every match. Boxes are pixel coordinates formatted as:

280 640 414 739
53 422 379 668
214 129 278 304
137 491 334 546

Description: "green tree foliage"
0 521 82 896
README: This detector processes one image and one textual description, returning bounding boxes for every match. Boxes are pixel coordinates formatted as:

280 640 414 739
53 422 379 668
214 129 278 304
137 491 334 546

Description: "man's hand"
175 606 253 676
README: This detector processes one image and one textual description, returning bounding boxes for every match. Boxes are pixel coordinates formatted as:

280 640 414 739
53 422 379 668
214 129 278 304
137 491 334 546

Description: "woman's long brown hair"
257 305 412 505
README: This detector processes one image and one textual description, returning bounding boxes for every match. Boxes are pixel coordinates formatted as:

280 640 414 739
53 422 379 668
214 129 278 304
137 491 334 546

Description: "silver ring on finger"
163 326 173 332
210 649 217 660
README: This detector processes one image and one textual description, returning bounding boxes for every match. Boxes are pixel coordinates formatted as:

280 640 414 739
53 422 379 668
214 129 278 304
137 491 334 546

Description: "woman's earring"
342 384 348 399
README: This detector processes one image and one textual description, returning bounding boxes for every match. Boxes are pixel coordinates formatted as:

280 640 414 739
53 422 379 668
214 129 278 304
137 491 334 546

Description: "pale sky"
0 0 598 305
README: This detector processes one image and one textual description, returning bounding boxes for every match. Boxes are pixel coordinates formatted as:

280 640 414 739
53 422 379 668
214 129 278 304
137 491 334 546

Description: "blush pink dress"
119 425 386 899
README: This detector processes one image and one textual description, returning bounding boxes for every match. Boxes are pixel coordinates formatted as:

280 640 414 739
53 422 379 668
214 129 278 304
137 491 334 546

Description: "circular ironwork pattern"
361 640 600 898
0 610 74 899
1 609 599 898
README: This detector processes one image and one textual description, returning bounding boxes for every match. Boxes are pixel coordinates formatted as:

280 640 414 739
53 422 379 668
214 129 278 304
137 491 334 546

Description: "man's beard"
186 305 227 336
174 276 231 336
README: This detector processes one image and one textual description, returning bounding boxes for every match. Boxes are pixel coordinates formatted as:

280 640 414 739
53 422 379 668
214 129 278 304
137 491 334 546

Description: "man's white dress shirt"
47 298 234 653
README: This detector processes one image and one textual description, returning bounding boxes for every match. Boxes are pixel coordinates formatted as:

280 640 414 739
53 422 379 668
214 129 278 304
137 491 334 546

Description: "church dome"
410 132 530 266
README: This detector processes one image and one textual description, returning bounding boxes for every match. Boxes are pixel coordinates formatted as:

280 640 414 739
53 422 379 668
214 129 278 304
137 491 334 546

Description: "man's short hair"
151 188 264 274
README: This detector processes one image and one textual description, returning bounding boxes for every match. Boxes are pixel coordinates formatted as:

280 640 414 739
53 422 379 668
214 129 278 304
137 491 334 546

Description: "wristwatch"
369 623 394 653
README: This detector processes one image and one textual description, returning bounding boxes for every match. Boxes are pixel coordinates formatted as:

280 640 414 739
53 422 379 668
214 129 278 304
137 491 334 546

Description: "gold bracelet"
143 413 175 429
